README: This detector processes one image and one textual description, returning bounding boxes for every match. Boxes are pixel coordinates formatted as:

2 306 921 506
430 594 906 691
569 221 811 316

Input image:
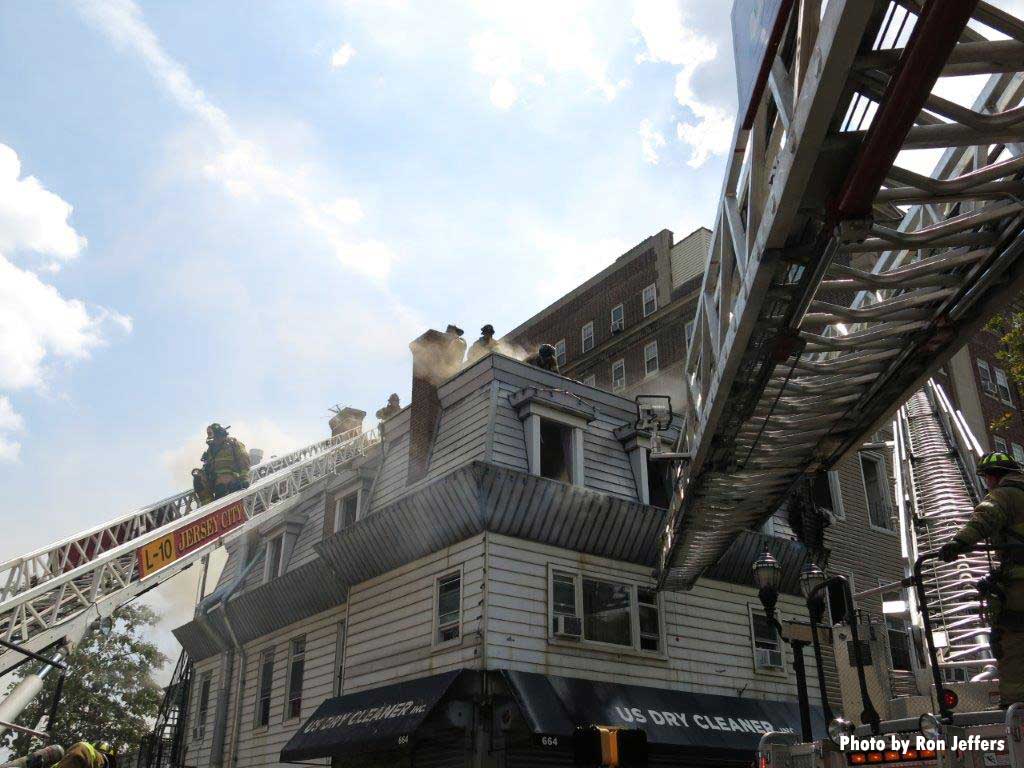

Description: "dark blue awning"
280 670 463 762
502 670 826 754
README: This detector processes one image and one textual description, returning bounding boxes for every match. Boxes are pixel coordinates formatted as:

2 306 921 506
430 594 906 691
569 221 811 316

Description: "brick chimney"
407 329 450 484
329 407 366 437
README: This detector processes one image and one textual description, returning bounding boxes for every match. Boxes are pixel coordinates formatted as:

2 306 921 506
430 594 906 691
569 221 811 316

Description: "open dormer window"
265 535 284 582
333 491 359 533
510 387 595 489
540 419 575 483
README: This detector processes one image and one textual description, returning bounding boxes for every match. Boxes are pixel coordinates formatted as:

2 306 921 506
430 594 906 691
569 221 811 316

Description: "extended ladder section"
0 426 380 674
894 380 992 676
660 0 1024 589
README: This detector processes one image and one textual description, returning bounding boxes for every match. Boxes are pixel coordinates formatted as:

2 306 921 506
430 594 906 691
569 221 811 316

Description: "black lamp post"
752 551 812 742
802 570 881 734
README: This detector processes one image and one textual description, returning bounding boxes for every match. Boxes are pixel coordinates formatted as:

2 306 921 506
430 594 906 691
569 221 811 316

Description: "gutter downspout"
207 552 259 768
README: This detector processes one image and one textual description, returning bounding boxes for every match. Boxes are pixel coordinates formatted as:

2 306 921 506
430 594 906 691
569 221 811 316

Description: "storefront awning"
502 670 826 755
280 670 464 763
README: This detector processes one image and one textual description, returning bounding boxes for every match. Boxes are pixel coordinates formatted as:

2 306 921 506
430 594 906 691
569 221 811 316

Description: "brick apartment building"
505 227 711 408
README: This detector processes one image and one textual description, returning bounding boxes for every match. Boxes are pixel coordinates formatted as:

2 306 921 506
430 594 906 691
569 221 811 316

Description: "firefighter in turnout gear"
527 343 560 373
200 423 251 500
467 324 498 363
939 450 1024 706
55 742 116 768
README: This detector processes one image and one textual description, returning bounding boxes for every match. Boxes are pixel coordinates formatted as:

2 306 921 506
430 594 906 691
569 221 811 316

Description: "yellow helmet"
94 742 117 768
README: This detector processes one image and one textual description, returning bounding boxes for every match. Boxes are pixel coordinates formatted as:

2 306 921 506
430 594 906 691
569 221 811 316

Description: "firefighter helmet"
976 451 1021 476
95 742 117 768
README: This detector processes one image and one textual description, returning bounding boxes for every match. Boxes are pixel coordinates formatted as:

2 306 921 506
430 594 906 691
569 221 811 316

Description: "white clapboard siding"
491 382 530 471
484 533 820 704
342 534 486 693
368 431 410 511
181 655 222 768
424 384 491 479
217 603 347 768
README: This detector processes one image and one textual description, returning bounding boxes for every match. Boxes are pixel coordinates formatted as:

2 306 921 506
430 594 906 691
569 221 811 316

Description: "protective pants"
996 580 1024 706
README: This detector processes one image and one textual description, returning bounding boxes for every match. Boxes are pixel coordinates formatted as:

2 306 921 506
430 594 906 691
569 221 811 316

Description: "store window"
644 342 659 376
612 360 626 391
285 635 306 720
750 609 784 672
581 322 594 353
860 453 894 531
435 570 462 645
548 568 662 653
255 649 274 727
642 284 658 317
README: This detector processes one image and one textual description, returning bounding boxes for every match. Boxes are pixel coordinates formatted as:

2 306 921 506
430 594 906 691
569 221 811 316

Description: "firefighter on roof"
199 423 250 501
527 343 560 373
940 450 1024 706
467 324 498 363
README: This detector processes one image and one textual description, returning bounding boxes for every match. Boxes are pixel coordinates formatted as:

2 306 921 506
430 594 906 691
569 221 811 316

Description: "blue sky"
0 0 740 661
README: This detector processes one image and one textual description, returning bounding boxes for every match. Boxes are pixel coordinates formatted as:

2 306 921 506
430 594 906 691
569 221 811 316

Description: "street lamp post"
801 568 881 734
752 551 813 742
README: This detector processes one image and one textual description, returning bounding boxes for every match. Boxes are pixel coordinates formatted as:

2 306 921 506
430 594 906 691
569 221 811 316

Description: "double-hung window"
333 491 359 533
582 374 596 387
860 452 894 531
611 304 624 333
978 360 996 396
612 360 626 391
548 568 662 653
193 672 211 740
255 649 274 727
642 284 657 317
644 342 659 376
995 436 1009 454
581 322 594 353
435 570 462 645
750 608 784 672
881 583 912 672
1014 444 1024 465
264 535 284 583
995 367 1014 406
555 339 566 369
285 635 305 720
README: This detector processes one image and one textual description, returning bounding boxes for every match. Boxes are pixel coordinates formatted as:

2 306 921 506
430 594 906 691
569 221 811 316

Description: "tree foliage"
2 605 167 759
985 311 1024 433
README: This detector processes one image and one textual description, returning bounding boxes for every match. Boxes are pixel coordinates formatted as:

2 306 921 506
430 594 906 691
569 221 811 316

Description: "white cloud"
639 119 667 164
0 144 87 266
632 0 733 167
467 1 628 109
331 42 357 69
75 0 396 282
0 396 24 462
0 253 130 391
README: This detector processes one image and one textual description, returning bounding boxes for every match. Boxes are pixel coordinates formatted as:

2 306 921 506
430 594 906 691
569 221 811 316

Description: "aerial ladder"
0 425 380 739
659 0 1024 588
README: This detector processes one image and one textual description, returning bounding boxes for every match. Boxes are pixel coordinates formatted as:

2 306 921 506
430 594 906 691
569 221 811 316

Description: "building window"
333 491 359 533
638 589 660 652
978 359 997 396
612 359 626 391
285 635 305 720
611 304 624 333
881 584 912 672
539 418 576 483
646 455 671 508
811 470 845 521
1013 443 1024 465
555 339 566 369
642 284 658 317
750 609 784 672
255 649 274 727
995 368 1014 406
548 569 662 653
193 672 211 741
264 535 284 583
582 374 596 387
581 322 594 353
334 622 346 696
644 342 659 376
995 436 1009 454
435 570 462 645
860 452 894 531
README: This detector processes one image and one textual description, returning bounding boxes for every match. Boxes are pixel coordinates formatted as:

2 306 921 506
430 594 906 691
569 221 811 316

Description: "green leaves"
2 605 167 759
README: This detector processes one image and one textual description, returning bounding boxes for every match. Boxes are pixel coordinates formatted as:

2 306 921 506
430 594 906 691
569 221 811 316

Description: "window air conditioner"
755 648 783 670
981 380 997 395
554 615 583 639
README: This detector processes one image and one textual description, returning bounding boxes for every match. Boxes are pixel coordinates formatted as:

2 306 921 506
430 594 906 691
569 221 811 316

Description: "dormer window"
510 387 596 489
333 491 359 533
265 534 284 582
